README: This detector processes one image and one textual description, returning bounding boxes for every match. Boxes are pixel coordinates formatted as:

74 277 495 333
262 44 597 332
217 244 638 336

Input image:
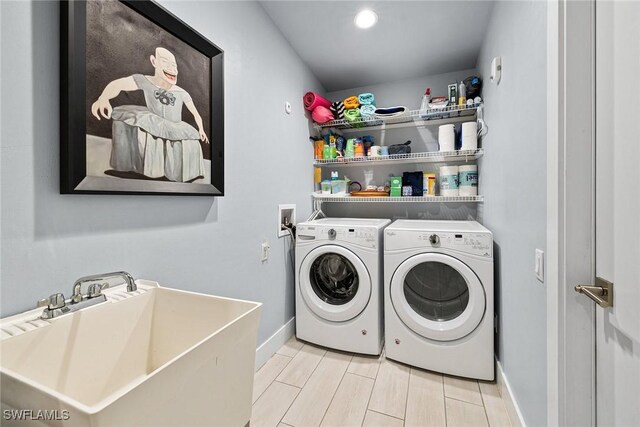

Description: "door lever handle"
574 277 613 308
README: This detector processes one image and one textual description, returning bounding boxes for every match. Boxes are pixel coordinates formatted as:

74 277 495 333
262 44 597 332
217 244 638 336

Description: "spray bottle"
458 81 466 106
419 87 432 113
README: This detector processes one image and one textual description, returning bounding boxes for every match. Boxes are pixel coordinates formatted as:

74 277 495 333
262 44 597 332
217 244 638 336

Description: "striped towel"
330 101 345 120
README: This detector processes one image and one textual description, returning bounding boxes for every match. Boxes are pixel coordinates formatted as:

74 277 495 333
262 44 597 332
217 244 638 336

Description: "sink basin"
0 280 262 426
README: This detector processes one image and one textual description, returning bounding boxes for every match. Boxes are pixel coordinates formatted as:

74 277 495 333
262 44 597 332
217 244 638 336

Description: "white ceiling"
260 1 494 92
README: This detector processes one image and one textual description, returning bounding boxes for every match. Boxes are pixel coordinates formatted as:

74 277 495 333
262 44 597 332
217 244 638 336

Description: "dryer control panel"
386 230 492 258
297 225 379 249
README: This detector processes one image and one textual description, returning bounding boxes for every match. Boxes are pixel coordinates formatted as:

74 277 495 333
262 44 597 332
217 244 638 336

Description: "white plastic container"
438 124 455 152
439 165 459 196
461 122 478 151
458 164 478 196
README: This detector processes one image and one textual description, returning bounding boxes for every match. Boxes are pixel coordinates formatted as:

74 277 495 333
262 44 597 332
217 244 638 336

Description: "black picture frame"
61 0 224 196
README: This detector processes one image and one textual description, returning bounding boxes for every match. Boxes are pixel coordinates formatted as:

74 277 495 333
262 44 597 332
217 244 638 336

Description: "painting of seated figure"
61 0 224 196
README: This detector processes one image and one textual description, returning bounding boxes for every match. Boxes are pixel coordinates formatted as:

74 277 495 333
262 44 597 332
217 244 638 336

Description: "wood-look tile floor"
252 337 514 427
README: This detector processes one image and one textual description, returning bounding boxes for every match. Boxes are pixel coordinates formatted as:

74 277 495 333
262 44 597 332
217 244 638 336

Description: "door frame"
546 0 596 426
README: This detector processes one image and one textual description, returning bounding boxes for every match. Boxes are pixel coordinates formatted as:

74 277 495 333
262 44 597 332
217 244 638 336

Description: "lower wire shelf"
312 194 483 203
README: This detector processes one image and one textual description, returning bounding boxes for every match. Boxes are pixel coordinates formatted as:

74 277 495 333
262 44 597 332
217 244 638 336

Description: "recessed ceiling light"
354 9 378 29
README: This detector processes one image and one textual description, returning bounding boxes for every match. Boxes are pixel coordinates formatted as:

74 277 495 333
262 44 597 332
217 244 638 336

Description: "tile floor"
251 337 514 427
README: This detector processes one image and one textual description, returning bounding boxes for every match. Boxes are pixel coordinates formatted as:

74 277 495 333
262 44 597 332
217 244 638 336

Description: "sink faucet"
71 271 136 303
38 271 137 320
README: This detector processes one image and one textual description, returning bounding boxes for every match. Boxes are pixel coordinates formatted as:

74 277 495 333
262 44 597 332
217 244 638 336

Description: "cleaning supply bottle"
419 88 431 113
345 139 355 158
458 81 466 106
323 143 331 160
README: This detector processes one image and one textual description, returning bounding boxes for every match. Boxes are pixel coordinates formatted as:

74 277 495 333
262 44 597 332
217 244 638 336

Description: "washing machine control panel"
386 230 492 257
418 232 492 257
297 225 379 248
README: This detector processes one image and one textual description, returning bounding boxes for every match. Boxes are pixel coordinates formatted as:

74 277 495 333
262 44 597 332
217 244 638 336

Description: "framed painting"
61 0 224 196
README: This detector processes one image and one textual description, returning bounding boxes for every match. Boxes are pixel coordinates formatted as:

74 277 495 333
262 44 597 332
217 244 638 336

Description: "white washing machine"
295 218 391 355
384 220 494 380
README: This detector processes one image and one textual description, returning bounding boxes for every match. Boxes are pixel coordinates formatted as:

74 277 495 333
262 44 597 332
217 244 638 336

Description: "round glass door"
299 245 372 322
390 253 485 341
310 253 359 305
403 261 469 322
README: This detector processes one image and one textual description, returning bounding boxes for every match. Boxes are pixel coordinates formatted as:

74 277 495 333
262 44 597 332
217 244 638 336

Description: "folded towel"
344 108 363 127
360 104 376 117
374 106 408 117
311 106 335 124
330 101 346 120
358 93 375 105
303 92 332 111
343 96 360 110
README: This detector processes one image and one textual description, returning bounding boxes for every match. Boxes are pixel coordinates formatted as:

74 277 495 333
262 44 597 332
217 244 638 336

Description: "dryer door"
390 253 486 342
299 245 372 322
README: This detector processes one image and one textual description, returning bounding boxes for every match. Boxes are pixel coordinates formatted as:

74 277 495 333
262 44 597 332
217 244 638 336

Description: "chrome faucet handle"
71 287 84 303
88 282 109 298
38 293 66 310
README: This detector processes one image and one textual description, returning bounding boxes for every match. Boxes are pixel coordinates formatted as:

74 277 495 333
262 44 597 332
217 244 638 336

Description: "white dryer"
384 220 494 380
295 218 391 355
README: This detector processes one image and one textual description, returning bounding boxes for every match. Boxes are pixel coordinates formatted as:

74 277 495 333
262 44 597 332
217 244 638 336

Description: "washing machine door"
299 245 372 322
390 252 486 342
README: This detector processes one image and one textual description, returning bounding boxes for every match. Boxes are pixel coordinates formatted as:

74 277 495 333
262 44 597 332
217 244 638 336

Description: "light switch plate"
535 249 544 282
261 241 270 262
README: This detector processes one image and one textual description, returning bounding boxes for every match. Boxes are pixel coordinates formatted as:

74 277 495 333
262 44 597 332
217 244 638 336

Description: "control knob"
328 229 337 239
429 234 440 245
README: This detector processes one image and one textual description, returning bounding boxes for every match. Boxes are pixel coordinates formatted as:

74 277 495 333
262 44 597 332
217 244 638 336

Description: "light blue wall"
0 1 323 348
476 1 548 425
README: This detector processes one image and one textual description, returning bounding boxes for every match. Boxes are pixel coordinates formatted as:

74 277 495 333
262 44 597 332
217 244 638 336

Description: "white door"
298 245 372 322
389 253 486 341
592 1 640 424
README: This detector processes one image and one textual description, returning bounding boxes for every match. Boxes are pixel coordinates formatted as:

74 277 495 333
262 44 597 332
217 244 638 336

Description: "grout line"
347 370 379 381
295 347 328 389
273 379 301 389
443 376 448 427
359 373 377 427
478 384 492 427
318 354 353 427
403 368 413 422
253 354 295 404
445 395 485 408
276 349 343 425
367 409 405 422
275 386 302 427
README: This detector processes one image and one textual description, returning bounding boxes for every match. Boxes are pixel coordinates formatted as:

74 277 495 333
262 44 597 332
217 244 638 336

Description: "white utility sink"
0 281 262 426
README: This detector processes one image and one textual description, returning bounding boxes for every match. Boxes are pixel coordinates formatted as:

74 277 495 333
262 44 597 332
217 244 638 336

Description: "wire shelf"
313 149 483 166
312 194 484 203
313 104 480 131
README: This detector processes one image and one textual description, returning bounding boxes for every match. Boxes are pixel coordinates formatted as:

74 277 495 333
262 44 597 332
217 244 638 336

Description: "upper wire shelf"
313 103 480 131
311 194 484 203
313 149 483 166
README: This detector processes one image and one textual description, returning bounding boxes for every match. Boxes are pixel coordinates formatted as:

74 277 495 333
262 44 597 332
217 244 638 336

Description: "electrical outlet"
535 249 544 282
261 241 270 262
278 204 296 237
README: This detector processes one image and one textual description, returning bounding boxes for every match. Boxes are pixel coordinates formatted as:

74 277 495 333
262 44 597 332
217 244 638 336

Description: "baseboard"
497 361 527 427
255 317 295 370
